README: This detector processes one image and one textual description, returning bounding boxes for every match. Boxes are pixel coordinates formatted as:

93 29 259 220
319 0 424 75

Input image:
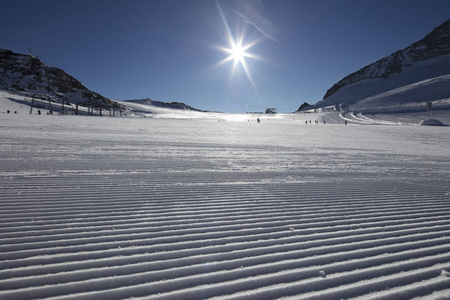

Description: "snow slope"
116 98 285 122
318 54 450 109
1 92 450 299
313 19 450 113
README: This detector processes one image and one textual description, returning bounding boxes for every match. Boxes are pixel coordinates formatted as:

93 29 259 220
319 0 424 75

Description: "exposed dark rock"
296 102 311 111
0 49 123 112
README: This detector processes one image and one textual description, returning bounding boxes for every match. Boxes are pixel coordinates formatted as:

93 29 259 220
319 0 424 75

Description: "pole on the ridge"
426 101 432 116
30 95 35 114
48 97 53 114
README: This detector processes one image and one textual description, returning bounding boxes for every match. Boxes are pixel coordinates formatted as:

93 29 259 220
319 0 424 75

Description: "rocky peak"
322 19 450 100
0 49 121 111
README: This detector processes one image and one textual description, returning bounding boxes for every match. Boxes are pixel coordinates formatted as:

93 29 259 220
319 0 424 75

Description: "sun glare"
227 41 249 63
215 0 261 92
218 35 258 86
220 35 256 71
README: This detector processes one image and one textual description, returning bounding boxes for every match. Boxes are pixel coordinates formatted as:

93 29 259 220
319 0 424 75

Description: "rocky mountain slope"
0 49 121 112
313 19 450 110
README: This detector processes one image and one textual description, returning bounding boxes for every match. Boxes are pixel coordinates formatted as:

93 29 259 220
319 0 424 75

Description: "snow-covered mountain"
115 98 207 118
126 99 205 111
313 19 450 110
0 49 121 112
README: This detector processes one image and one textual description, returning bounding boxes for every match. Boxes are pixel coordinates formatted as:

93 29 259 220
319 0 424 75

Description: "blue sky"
1 0 449 112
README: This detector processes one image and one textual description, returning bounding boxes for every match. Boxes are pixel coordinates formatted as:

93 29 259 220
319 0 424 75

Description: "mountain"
0 49 121 112
312 19 450 110
113 98 208 118
126 99 205 112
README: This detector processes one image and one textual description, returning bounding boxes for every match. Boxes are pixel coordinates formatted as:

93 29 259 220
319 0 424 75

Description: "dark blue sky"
1 0 449 112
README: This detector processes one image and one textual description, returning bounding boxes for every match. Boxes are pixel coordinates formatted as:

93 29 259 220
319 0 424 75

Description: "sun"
214 0 260 90
221 36 254 70
216 35 259 91
226 41 250 64
219 35 258 81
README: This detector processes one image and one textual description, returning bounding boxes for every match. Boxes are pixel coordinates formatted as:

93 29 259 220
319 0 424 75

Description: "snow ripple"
0 115 449 299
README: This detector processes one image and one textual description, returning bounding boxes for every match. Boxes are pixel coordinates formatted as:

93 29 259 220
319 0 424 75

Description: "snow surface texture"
1 92 450 299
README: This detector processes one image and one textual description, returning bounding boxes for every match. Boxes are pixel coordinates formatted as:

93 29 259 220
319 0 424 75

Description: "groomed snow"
1 91 450 299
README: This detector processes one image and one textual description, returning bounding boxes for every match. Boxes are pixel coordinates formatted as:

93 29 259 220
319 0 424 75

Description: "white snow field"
1 92 450 299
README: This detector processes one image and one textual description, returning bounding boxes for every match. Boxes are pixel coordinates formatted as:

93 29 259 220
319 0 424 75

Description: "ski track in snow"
1 106 450 299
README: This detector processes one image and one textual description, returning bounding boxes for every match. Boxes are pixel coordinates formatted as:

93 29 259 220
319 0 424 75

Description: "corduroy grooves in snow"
1 93 450 299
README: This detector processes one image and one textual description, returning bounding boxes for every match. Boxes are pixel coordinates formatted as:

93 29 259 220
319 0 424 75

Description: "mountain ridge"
315 19 450 109
0 49 206 115
0 49 122 113
126 99 205 112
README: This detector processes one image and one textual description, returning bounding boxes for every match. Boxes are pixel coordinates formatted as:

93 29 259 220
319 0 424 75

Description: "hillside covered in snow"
312 19 450 111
